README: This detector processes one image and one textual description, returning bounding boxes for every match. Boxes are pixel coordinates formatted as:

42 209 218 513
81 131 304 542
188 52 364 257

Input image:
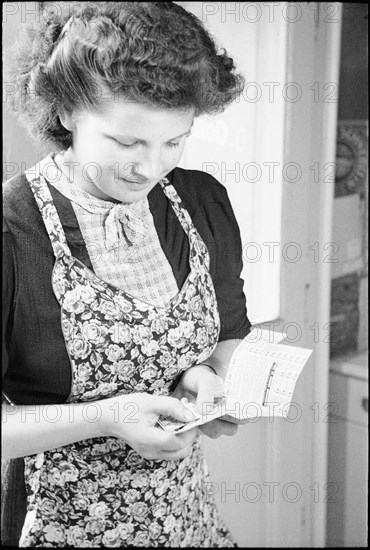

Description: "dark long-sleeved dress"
2 161 251 546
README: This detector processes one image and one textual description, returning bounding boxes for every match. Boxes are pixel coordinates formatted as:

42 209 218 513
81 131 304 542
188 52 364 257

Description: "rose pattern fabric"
19 171 236 547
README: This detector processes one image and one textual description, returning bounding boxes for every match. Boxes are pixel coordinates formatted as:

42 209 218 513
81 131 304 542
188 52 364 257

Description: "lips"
119 175 163 188
120 178 147 185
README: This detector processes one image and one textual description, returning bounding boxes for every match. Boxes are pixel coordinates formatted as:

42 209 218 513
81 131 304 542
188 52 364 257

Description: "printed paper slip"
157 329 313 433
224 338 313 418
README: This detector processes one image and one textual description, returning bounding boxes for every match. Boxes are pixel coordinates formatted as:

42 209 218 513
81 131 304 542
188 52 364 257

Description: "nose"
133 149 162 183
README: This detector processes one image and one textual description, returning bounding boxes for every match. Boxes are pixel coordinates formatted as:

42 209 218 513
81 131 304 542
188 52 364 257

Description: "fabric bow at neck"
104 203 148 249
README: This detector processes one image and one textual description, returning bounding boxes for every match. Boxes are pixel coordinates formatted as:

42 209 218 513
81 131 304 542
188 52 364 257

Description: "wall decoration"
335 121 368 198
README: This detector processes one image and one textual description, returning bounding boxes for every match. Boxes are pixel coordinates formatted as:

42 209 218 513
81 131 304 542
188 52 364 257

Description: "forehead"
84 99 195 137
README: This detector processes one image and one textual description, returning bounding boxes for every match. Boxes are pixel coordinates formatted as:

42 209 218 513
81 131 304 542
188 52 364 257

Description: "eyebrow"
108 125 193 143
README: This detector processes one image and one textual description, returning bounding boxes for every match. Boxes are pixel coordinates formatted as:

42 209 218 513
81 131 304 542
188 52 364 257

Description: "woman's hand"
99 392 199 461
172 365 239 439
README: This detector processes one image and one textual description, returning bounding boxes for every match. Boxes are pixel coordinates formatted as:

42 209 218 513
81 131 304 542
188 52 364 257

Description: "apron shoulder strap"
159 178 210 268
24 157 72 260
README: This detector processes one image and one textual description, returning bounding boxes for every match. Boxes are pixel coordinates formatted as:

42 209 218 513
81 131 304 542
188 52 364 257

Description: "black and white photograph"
2 2 368 547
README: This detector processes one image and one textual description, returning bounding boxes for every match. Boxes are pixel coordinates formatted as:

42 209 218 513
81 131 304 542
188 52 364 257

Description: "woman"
2 2 251 547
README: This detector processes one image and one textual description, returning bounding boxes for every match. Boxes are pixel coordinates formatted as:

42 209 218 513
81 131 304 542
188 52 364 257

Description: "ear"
58 111 75 132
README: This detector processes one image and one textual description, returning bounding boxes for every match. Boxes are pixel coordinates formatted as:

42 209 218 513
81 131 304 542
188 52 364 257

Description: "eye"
167 132 191 148
113 139 137 149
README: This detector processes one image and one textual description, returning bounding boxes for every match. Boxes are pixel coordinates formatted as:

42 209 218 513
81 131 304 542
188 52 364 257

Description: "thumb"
196 374 224 417
153 396 196 422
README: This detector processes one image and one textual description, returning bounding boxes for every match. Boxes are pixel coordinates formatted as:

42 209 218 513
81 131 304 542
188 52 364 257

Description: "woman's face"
60 99 194 203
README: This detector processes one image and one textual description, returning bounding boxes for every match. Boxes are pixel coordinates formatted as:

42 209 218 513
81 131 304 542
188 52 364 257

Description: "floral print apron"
19 168 236 548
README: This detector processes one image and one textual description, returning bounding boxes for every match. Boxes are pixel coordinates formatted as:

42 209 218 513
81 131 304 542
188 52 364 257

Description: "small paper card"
157 329 313 433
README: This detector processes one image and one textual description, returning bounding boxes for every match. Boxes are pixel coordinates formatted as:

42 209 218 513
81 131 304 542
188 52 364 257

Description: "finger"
152 396 196 422
222 421 239 437
154 443 195 462
148 429 199 461
196 374 224 415
237 418 251 425
170 444 194 460
163 427 199 456
146 427 199 457
175 427 199 446
219 414 239 424
198 419 238 439
152 446 191 462
146 427 185 452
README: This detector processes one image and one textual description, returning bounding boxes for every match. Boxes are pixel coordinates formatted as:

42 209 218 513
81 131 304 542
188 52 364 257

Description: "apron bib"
19 163 235 548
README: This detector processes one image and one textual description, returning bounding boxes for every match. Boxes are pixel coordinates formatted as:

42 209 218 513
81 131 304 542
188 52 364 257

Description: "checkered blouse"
47 155 179 308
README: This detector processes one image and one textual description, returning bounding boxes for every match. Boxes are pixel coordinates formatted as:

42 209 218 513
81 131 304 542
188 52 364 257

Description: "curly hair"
5 1 245 151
